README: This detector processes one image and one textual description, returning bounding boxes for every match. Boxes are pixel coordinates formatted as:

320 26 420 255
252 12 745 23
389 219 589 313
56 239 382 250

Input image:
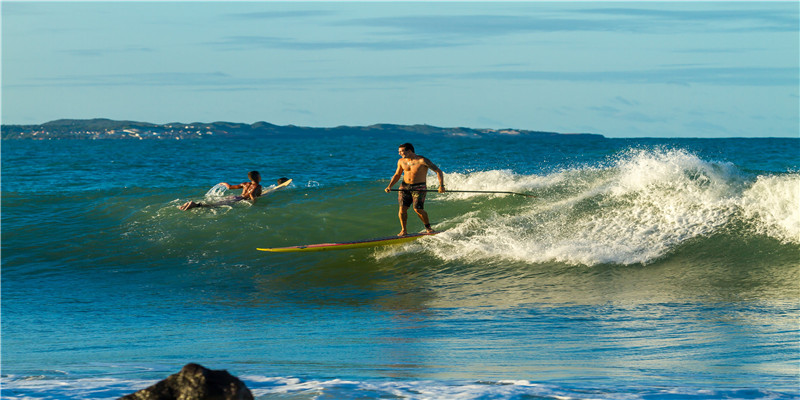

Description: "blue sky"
2 1 798 138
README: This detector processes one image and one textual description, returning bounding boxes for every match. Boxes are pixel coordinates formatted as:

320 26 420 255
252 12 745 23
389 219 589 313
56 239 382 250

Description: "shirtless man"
179 171 263 211
384 143 445 236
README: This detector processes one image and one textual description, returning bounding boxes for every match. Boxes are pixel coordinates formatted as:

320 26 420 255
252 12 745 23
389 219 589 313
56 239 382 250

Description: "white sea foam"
425 149 796 266
0 375 159 400
241 376 581 399
3 374 784 400
741 174 800 244
204 183 228 199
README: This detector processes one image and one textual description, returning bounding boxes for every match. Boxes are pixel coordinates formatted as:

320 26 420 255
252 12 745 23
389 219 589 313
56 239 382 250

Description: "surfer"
179 171 268 211
385 143 445 236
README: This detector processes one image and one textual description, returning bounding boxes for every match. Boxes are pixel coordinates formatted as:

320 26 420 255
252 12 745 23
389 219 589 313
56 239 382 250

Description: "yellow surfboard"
257 231 441 253
263 178 292 195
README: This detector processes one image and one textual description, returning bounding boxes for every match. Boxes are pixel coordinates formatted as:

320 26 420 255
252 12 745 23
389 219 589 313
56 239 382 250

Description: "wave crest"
430 148 798 266
741 174 800 244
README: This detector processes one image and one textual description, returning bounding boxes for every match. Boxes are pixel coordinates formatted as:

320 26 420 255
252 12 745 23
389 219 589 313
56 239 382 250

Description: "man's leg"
179 201 210 211
413 208 434 233
398 206 409 236
179 201 198 210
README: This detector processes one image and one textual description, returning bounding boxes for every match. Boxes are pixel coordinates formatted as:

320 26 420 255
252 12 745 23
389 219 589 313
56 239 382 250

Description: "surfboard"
257 231 441 253
262 178 292 195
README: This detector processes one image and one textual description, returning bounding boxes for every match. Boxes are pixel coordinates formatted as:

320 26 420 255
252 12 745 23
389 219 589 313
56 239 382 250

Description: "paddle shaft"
389 188 534 197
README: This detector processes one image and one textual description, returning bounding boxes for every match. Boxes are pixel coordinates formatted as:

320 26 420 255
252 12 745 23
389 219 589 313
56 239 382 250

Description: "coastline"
1 118 604 140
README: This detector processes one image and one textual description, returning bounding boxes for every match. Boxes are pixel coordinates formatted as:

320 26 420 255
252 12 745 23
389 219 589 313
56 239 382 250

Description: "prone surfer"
179 171 277 211
385 143 445 236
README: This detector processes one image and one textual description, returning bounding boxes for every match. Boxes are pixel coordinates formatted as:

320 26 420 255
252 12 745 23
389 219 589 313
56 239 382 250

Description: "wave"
741 174 800 244
410 148 799 266
33 147 794 270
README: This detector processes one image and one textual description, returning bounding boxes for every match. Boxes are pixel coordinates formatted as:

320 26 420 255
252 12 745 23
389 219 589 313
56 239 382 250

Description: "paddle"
389 188 535 197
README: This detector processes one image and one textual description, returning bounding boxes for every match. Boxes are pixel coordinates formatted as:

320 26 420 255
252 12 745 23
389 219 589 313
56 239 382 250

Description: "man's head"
277 177 289 185
398 143 415 158
248 171 261 183
399 143 415 152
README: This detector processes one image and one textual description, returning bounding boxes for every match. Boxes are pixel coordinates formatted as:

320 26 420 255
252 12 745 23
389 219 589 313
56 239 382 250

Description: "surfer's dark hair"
248 171 260 181
399 143 415 152
277 177 289 184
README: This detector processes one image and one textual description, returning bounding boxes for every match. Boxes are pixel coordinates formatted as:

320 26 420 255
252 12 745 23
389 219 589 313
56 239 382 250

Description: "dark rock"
120 363 254 400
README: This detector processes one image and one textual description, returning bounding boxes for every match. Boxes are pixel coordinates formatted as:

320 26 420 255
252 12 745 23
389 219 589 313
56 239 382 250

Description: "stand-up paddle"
390 188 535 197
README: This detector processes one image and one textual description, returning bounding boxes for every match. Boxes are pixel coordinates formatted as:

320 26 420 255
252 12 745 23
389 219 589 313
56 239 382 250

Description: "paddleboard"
257 231 441 253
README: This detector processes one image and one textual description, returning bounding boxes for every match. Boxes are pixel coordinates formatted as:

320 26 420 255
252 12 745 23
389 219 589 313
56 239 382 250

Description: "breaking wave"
418 148 799 265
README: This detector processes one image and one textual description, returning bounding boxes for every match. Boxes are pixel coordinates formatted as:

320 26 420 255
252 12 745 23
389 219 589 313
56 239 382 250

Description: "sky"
2 1 798 138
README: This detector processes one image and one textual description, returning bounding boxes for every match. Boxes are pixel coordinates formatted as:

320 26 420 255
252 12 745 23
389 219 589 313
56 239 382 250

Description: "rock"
120 363 254 400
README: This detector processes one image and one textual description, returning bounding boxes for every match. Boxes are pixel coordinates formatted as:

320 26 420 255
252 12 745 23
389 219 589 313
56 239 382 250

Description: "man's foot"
425 227 436 234
397 230 408 237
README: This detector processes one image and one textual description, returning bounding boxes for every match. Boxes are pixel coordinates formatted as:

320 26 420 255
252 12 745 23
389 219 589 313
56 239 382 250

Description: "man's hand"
385 187 392 193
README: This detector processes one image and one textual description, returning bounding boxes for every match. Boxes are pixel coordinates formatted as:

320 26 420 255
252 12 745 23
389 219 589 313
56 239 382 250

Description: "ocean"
1 134 798 399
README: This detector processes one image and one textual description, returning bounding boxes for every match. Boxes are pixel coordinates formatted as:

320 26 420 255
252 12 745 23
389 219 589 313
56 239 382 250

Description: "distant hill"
1 118 604 140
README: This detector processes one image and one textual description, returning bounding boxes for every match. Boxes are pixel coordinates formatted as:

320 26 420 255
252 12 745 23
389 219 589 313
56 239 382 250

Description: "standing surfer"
385 143 445 236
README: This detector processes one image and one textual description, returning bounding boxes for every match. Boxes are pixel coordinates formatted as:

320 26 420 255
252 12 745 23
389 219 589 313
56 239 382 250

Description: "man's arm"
423 158 445 192
221 182 243 190
385 162 404 192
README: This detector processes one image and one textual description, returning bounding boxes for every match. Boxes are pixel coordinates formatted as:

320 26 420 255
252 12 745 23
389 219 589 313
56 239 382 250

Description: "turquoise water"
2 135 799 399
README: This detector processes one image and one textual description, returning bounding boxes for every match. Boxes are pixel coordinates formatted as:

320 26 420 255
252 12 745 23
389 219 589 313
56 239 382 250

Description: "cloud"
344 14 582 36
63 46 155 57
340 4 798 39
590 105 622 116
465 66 798 87
14 72 235 88
225 10 336 20
9 64 795 91
208 15 598 53
613 97 639 106
574 7 799 33
1 1 47 16
211 35 458 51
208 4 798 54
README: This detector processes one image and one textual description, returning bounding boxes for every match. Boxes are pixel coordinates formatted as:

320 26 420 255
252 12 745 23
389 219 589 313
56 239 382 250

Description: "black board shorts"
398 182 427 209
